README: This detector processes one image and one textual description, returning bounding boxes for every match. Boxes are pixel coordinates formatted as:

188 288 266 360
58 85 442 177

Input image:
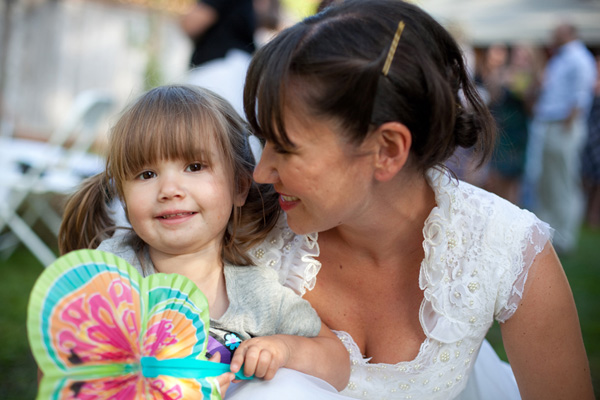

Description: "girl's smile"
156 210 197 222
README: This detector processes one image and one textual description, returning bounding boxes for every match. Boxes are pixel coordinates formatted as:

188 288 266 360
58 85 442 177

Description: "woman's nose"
253 142 279 184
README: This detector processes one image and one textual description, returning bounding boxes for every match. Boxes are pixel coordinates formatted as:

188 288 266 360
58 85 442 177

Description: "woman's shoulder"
420 168 554 331
429 168 549 235
430 170 551 252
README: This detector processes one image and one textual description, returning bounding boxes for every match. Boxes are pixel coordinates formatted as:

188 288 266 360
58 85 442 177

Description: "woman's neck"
149 248 229 318
324 171 436 265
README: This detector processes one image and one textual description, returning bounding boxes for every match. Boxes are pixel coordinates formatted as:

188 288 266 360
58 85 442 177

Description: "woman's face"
253 106 377 235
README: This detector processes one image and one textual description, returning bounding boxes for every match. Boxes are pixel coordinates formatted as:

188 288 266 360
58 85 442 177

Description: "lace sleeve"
494 211 554 323
247 214 321 296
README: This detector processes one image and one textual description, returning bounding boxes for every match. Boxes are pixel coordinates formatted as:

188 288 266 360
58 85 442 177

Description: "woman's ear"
234 175 251 207
372 122 412 182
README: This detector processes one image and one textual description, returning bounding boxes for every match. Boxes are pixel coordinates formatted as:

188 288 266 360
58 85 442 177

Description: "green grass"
0 247 43 399
1 228 598 399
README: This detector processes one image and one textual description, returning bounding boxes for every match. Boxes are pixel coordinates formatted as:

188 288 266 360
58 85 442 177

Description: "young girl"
58 84 350 395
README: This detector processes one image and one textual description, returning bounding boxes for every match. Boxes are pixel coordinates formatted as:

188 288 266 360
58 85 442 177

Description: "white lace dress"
229 169 552 400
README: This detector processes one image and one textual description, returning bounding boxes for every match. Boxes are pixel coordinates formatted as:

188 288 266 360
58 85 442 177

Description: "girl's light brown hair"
59 85 280 265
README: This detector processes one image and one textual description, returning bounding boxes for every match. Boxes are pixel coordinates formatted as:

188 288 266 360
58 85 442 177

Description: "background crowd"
454 23 599 256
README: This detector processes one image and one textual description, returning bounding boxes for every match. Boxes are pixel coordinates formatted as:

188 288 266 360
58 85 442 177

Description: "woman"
230 0 594 398
482 44 540 206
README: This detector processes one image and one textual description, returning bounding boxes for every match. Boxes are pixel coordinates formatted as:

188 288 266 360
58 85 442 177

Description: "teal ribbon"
140 357 253 381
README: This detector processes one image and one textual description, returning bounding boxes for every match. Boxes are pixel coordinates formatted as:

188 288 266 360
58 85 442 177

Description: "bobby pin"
382 20 406 76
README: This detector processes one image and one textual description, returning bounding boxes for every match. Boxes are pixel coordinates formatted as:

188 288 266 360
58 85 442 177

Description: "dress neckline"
309 168 454 367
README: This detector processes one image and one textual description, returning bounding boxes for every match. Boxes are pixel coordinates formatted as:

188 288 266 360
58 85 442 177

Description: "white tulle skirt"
225 340 521 399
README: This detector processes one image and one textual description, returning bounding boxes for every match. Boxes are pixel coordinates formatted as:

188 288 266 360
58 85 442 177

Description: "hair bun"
453 106 484 149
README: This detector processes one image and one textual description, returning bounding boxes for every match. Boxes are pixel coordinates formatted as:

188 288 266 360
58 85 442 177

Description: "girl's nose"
253 142 279 184
158 176 185 200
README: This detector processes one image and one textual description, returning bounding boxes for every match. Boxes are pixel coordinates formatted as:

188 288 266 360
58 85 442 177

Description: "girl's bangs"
114 103 219 181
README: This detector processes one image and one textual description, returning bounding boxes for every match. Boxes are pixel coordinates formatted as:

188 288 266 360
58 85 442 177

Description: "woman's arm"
229 323 350 391
500 243 594 399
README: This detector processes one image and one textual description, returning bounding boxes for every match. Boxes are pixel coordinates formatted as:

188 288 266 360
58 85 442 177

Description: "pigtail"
58 172 118 255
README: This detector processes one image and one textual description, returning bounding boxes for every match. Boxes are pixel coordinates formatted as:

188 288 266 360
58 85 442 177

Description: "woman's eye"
274 145 290 155
186 163 205 172
138 171 156 180
267 142 290 155
266 140 294 155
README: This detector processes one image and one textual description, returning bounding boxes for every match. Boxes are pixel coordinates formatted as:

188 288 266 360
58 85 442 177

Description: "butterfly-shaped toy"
27 249 249 400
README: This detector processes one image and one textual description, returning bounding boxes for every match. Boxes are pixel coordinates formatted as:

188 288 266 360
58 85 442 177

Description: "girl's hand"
229 336 291 380
209 352 235 396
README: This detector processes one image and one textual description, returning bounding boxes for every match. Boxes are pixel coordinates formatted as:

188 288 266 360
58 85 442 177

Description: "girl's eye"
186 162 205 172
138 171 156 180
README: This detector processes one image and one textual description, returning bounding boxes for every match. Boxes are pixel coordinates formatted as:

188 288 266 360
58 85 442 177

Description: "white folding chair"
0 90 115 266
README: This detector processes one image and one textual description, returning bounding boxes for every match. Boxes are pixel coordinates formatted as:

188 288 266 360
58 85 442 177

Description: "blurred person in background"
484 44 541 205
531 23 596 254
253 0 282 44
582 55 600 229
180 0 258 116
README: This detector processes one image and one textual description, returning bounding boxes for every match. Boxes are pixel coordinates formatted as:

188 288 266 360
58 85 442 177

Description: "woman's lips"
278 193 299 211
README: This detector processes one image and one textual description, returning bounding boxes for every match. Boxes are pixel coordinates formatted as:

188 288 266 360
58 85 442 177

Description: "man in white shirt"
532 23 597 254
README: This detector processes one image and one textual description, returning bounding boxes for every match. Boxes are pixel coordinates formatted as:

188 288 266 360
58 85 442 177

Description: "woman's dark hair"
244 0 495 172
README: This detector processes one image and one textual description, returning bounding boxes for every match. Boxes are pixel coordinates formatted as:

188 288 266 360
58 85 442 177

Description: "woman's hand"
229 336 291 380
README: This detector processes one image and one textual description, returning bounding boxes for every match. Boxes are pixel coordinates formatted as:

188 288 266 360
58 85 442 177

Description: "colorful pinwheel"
27 249 248 400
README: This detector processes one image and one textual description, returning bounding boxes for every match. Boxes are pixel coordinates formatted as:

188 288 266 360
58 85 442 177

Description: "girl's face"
123 143 243 259
253 107 377 235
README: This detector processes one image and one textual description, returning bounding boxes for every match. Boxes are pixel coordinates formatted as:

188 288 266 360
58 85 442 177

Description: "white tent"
416 0 600 46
